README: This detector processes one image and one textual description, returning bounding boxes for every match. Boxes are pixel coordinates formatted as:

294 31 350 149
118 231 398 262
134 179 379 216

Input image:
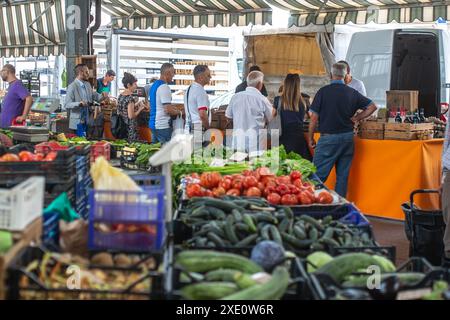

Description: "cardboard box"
386 90 419 112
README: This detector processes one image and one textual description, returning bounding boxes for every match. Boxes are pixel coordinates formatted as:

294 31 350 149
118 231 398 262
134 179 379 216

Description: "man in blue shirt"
96 70 115 94
308 63 377 197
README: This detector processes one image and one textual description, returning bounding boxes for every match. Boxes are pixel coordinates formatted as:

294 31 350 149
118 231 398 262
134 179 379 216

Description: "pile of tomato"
0 151 58 162
185 167 334 206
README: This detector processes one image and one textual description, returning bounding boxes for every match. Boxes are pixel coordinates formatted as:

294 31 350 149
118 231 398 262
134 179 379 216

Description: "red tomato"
232 174 244 180
220 179 232 191
276 176 291 186
139 225 155 234
242 170 252 176
186 184 202 198
1 153 20 162
243 176 258 189
251 170 261 182
288 185 301 194
208 172 222 188
18 151 36 162
318 191 333 204
276 184 290 196
246 187 262 197
204 189 214 197
264 186 277 197
257 182 265 192
256 167 273 176
293 179 303 189
232 179 243 191
260 176 275 185
226 188 241 196
212 187 226 198
290 170 302 181
267 193 281 205
34 153 45 161
191 173 200 179
44 151 58 162
200 173 210 188
298 192 313 205
281 194 298 205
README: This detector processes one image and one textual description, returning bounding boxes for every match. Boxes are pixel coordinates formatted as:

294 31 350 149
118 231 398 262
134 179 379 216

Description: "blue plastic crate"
76 194 89 219
88 176 165 252
42 211 59 249
338 204 370 227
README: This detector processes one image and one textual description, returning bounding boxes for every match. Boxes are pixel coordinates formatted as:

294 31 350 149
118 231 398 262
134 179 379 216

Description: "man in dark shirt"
308 63 377 197
235 65 268 97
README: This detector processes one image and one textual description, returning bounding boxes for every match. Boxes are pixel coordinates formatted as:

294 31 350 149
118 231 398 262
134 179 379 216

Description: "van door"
346 30 395 108
440 29 450 115
391 29 440 117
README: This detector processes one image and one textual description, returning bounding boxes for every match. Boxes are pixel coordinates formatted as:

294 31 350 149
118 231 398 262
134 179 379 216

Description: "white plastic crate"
0 177 44 231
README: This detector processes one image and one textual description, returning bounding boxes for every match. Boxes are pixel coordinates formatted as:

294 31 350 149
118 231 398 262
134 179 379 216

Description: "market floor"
367 216 410 266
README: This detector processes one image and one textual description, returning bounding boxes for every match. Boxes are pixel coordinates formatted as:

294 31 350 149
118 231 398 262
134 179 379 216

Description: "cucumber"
278 217 291 233
310 242 325 251
319 237 340 248
268 225 283 245
322 227 335 240
205 269 241 282
235 222 251 233
236 234 258 247
195 237 208 247
208 207 226 220
221 266 290 300
293 225 307 240
207 232 226 247
309 228 319 241
224 216 239 244
299 215 324 231
181 282 239 300
280 206 294 220
255 212 278 224
243 214 257 233
232 209 243 222
202 198 244 212
281 232 314 249
314 253 383 283
191 206 209 217
176 250 263 274
323 215 333 225
342 273 425 288
261 224 271 241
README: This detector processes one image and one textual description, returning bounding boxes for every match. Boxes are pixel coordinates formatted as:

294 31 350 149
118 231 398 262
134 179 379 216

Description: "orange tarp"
314 136 444 220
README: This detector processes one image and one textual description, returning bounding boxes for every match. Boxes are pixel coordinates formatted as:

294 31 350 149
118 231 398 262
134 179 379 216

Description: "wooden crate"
359 129 384 140
384 123 434 140
360 121 385 131
386 90 419 112
0 217 42 300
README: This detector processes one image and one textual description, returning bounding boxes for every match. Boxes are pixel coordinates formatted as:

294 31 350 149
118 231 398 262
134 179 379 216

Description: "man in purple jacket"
0 64 33 128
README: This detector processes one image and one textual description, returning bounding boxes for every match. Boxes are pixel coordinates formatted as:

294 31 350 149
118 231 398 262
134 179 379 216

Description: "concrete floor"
368 216 410 266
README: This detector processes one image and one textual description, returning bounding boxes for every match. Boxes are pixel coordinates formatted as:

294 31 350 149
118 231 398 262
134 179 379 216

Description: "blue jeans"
153 128 172 144
313 132 355 197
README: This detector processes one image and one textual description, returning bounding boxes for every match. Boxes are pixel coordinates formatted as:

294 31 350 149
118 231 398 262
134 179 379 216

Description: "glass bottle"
419 108 426 123
395 111 402 123
413 112 420 124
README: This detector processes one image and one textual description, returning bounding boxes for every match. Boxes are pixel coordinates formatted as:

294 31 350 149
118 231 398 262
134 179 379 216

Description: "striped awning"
0 0 65 58
266 0 450 26
102 0 272 29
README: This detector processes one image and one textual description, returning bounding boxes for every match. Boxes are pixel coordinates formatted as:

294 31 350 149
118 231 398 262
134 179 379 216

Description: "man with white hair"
308 62 377 197
226 70 276 153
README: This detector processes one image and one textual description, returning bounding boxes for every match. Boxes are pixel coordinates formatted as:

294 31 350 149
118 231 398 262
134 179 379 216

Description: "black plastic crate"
168 247 313 300
6 245 165 300
44 178 75 207
309 256 447 300
0 145 76 186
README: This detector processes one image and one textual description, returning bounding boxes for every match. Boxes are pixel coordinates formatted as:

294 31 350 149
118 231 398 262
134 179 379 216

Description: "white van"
345 28 450 117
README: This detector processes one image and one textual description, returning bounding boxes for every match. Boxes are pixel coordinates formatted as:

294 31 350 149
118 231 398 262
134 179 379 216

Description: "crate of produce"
309 255 448 300
174 197 377 258
88 176 165 252
169 248 311 300
0 177 44 231
358 121 385 140
384 122 434 140
6 245 164 300
91 141 110 162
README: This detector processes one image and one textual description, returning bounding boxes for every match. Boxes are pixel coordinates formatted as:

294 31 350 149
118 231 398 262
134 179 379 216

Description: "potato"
90 252 114 267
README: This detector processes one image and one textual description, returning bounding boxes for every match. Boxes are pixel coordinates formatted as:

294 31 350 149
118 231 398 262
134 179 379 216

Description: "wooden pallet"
384 123 434 140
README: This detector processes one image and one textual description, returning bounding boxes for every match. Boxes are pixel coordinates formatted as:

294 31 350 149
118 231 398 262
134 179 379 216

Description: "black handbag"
111 112 128 139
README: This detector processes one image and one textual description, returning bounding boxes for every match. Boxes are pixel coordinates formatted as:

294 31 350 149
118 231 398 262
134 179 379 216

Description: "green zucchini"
342 273 425 288
181 282 239 300
234 272 258 289
221 266 290 300
205 269 241 282
176 250 263 274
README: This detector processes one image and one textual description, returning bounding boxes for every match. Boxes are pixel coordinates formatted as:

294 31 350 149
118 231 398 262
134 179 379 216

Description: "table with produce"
0 134 449 301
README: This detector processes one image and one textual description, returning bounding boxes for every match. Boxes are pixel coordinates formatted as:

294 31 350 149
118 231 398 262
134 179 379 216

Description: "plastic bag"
90 156 141 191
60 219 89 257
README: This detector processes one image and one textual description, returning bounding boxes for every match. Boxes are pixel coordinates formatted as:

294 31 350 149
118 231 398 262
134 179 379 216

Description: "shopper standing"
96 69 116 94
0 64 33 128
308 63 377 197
235 65 268 97
338 60 367 96
117 73 147 142
65 64 106 133
273 74 311 160
149 63 177 144
226 71 275 153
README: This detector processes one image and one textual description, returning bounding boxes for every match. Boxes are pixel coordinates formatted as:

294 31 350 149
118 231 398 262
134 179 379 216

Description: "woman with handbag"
273 74 311 160
117 73 147 141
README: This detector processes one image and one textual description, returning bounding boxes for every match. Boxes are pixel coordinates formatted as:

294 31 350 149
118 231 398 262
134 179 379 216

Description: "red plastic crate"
91 141 111 162
35 141 69 154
